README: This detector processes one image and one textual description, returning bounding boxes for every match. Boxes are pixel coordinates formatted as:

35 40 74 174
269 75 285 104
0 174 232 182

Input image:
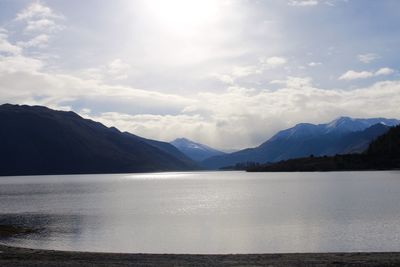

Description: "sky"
0 0 400 150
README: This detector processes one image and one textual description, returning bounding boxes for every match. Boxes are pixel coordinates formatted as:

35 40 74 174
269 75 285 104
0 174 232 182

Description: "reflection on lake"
1 171 400 253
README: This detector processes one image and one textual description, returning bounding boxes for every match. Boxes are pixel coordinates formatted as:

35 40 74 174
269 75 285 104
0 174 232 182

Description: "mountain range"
201 117 400 169
1 103 399 175
170 138 225 161
249 125 400 172
0 104 198 176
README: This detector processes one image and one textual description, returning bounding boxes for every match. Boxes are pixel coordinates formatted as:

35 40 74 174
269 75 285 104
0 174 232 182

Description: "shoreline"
2 244 400 266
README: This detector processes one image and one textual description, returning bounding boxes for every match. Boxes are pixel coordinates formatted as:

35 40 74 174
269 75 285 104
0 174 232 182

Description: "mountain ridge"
248 125 400 172
0 104 198 176
201 117 400 169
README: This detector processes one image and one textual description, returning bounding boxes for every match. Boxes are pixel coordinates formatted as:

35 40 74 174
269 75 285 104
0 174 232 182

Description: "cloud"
8 2 64 55
211 56 287 86
0 47 192 116
0 54 43 73
87 112 212 145
25 18 63 33
80 59 132 81
17 34 49 48
107 59 131 80
270 76 313 88
15 2 60 21
339 70 373 80
1 38 400 149
212 73 235 85
358 53 380 64
308 62 322 67
288 0 319 6
288 0 349 7
261 56 287 66
15 2 63 35
211 56 287 85
375 67 395 76
232 65 261 77
0 28 22 55
0 0 399 150
339 68 395 80
88 78 400 149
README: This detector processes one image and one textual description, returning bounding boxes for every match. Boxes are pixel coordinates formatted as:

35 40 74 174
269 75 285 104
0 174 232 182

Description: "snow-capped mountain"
271 117 400 141
201 116 400 169
170 138 225 161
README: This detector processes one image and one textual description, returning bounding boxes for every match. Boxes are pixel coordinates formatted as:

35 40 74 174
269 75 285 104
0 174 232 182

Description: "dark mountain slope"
367 125 400 157
0 104 198 176
336 123 390 154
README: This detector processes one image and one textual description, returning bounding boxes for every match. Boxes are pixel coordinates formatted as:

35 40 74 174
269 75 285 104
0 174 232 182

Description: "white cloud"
212 73 235 85
288 0 349 7
0 49 192 115
375 67 394 76
88 78 400 149
17 34 49 48
107 59 131 80
80 59 132 81
15 2 60 21
211 56 287 86
358 53 380 64
232 65 261 77
80 68 104 81
288 0 319 6
308 62 322 67
0 54 43 73
0 28 22 55
339 67 395 80
1 41 400 149
270 76 313 88
25 18 63 33
212 57 285 86
15 2 63 36
87 112 212 145
0 0 399 150
339 70 373 80
261 56 287 66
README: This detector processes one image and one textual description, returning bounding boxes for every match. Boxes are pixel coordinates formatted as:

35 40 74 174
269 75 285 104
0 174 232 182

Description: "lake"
1 171 400 254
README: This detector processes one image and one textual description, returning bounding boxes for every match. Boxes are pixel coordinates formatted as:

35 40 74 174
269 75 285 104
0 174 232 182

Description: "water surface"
1 171 400 253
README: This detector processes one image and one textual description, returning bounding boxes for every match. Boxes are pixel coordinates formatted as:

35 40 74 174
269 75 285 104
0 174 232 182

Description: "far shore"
1 243 400 267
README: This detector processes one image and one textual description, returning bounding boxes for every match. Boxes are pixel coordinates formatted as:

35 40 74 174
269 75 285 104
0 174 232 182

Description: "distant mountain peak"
172 138 206 150
173 137 191 143
325 116 399 134
171 138 225 162
329 116 353 124
293 122 316 128
326 116 354 130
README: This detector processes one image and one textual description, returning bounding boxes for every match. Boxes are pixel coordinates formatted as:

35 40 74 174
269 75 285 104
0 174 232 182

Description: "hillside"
201 117 399 170
248 125 400 172
0 104 198 176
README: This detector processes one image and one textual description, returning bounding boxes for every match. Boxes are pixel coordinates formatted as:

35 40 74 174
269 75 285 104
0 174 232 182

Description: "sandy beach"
1 244 400 266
